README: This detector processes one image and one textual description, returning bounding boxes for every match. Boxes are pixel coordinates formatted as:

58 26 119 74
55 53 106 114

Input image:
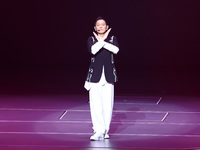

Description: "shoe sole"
90 137 104 141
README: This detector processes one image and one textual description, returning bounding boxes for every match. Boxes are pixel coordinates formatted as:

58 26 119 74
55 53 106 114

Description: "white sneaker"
104 134 109 139
90 132 104 141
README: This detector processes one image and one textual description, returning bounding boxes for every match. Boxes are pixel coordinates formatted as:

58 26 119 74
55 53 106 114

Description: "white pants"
89 83 114 134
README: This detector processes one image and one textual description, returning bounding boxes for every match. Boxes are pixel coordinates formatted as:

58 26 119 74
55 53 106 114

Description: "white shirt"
84 66 107 91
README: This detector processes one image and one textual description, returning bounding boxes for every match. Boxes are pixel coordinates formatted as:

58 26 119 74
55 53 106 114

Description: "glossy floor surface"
0 94 200 150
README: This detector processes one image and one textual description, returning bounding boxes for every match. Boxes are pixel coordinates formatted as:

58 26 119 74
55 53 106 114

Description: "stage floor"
0 94 200 150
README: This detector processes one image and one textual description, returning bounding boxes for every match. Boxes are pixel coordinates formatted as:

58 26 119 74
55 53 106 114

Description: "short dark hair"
95 16 107 26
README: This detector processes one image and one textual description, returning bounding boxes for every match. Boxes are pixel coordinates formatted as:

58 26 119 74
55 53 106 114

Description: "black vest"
85 36 119 83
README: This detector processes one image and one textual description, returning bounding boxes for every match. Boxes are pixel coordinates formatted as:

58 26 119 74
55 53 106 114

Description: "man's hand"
102 28 112 40
93 28 112 41
93 32 102 41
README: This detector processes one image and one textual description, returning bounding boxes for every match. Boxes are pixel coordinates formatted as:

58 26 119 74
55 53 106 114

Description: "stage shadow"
110 107 145 135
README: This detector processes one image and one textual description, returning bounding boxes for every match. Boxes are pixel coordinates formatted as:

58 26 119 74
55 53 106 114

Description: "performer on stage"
84 16 119 141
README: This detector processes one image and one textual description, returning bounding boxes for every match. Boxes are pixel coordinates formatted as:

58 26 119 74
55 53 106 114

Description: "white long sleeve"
103 41 119 54
91 40 105 55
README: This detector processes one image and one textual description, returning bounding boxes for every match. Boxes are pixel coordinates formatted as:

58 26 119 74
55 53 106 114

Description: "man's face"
94 19 108 34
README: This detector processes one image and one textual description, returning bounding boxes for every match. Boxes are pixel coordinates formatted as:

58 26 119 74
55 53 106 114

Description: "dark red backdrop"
0 0 200 96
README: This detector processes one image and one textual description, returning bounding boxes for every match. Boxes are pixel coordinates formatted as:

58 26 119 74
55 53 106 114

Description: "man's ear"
107 25 109 30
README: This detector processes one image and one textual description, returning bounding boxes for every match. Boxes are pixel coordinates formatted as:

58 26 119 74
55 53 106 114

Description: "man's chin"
98 31 106 34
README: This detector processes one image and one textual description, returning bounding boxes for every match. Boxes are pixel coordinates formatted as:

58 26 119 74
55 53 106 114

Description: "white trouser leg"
89 84 105 134
102 83 114 134
89 83 114 134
